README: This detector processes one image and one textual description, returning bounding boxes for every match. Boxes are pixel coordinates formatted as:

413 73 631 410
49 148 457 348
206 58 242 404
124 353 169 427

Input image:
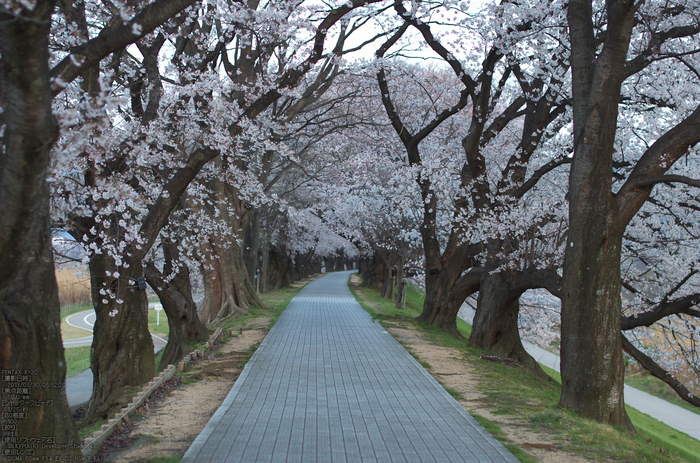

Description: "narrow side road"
458 304 700 442
64 305 168 410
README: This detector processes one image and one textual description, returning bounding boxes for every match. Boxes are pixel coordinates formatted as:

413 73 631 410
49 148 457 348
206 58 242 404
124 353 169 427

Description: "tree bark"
359 254 388 291
395 252 406 309
418 265 481 338
265 245 294 291
0 1 81 456
561 0 636 430
469 270 549 380
198 236 254 324
561 228 631 428
144 240 209 370
86 255 154 423
243 207 261 283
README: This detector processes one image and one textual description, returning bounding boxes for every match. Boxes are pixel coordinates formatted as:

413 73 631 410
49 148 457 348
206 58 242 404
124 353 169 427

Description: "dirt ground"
96 285 583 462
386 322 588 463
97 329 267 462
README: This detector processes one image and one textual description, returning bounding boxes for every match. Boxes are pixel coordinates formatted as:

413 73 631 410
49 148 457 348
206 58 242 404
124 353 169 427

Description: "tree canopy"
1 0 699 456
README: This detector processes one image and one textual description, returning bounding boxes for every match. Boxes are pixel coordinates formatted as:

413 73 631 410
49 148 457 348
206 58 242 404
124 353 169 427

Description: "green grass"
209 280 316 334
65 346 91 377
540 364 700 459
78 420 105 440
259 278 316 309
347 276 472 339
471 413 539 463
349 278 700 462
217 307 284 333
628 407 700 461
148 456 182 463
148 305 170 337
60 303 93 317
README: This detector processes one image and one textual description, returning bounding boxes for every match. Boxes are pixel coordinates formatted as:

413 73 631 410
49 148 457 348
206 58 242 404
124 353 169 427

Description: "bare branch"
622 334 700 408
631 174 700 189
621 294 700 330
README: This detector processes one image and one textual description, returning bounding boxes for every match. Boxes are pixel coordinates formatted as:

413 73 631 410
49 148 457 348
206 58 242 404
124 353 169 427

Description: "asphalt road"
64 306 167 410
63 306 168 349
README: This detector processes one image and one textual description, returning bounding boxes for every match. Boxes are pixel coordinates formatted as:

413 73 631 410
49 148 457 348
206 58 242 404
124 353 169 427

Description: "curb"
81 328 224 457
80 364 177 458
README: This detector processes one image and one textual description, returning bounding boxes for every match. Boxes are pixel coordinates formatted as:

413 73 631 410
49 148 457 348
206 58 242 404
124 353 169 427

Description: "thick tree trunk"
417 265 479 338
199 234 269 325
86 255 154 423
199 239 249 324
144 241 209 370
562 0 637 430
295 250 317 280
0 1 81 455
359 255 386 290
560 223 632 428
266 245 293 290
469 270 548 380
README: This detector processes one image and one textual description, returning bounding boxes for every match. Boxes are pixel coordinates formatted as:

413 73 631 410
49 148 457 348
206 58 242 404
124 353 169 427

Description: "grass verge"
65 346 91 377
625 371 700 417
212 275 319 333
350 276 700 462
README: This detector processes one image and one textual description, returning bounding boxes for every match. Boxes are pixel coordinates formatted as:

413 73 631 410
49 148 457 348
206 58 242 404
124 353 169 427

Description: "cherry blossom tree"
373 0 571 381
560 0 700 428
0 0 199 453
49 0 390 423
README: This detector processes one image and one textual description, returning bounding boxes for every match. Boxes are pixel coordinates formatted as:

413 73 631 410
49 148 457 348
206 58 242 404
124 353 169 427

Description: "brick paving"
181 271 518 462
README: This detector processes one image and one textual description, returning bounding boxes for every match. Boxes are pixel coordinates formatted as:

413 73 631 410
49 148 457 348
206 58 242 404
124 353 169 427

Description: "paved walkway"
182 271 518 463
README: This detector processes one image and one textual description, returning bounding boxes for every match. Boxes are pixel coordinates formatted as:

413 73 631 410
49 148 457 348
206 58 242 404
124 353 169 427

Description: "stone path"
181 271 518 463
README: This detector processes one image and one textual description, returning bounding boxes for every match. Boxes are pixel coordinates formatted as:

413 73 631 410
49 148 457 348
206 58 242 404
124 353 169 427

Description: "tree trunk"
560 221 632 428
296 250 317 280
469 270 548 380
381 255 394 300
199 238 248 324
561 0 637 430
395 252 406 309
86 255 155 423
259 242 270 293
243 207 261 283
359 254 386 290
266 245 293 290
144 240 209 370
0 1 81 455
417 265 480 338
199 234 269 325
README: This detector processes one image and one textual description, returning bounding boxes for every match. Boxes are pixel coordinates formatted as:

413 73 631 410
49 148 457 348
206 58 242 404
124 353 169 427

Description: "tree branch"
621 294 700 330
511 156 573 198
631 174 700 190
621 334 700 408
50 0 199 95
